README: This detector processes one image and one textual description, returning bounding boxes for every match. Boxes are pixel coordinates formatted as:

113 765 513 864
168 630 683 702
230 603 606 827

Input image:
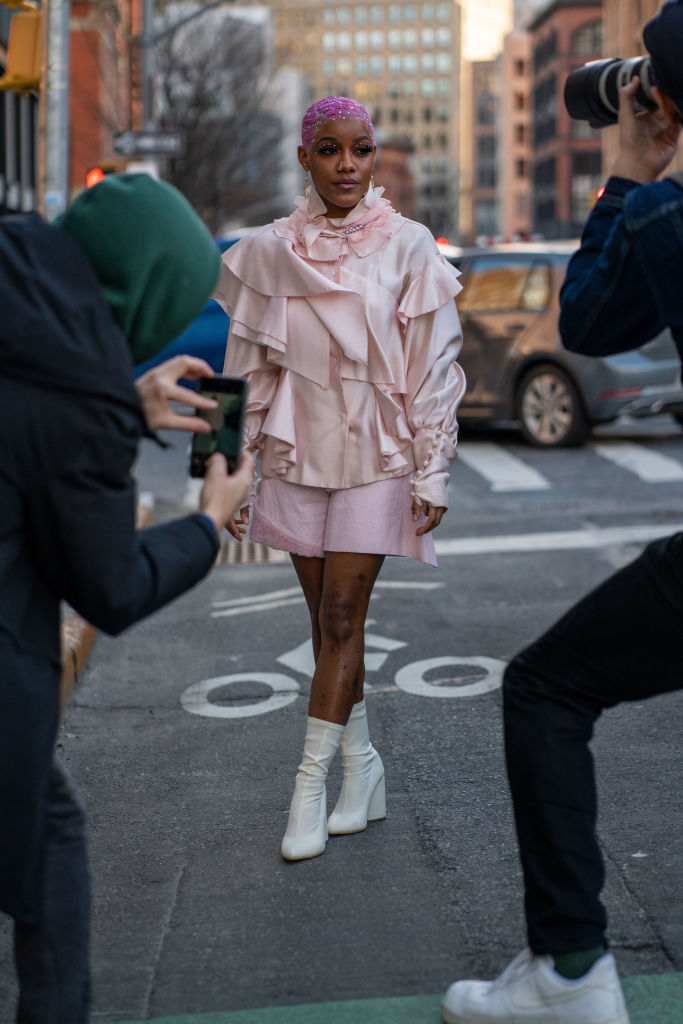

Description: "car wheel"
515 364 590 447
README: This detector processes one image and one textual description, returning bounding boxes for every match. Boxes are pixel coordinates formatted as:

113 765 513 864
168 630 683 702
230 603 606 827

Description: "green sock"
552 946 606 980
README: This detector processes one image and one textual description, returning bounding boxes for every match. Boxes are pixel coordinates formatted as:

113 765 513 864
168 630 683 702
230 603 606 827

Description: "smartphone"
189 375 248 478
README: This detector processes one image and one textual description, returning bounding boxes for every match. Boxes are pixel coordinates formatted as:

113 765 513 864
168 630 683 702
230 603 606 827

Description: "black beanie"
643 0 683 117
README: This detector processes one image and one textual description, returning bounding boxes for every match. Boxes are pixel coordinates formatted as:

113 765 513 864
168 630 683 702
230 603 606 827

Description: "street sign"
113 130 184 158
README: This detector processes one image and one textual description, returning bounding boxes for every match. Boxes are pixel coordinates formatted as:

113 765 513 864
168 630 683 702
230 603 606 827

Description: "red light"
596 186 605 200
86 167 106 188
435 236 449 245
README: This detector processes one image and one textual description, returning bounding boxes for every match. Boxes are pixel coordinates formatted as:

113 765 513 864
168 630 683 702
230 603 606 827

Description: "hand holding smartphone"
189 375 248 477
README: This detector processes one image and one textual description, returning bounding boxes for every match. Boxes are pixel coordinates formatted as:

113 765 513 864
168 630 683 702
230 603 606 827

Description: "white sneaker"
441 948 630 1024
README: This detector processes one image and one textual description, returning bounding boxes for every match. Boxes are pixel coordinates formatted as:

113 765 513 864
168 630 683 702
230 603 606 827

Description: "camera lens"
564 58 622 128
564 55 658 129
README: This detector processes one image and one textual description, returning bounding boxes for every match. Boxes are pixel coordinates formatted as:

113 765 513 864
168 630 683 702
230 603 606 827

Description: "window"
421 53 435 72
458 257 551 314
369 29 384 47
437 80 450 97
403 29 417 47
421 78 435 97
323 9 336 25
356 56 368 74
515 158 528 179
388 28 401 47
356 31 368 49
389 82 400 97
355 6 368 22
515 123 527 144
423 106 433 122
435 27 451 46
571 19 602 56
403 54 418 73
369 56 384 75
435 52 451 73
337 31 352 50
422 2 434 20
437 104 449 121
337 8 351 25
388 55 401 72
388 3 401 21
369 5 383 22
404 5 417 22
337 57 352 74
322 32 335 51
323 58 335 75
422 28 435 47
514 58 525 77
402 79 416 94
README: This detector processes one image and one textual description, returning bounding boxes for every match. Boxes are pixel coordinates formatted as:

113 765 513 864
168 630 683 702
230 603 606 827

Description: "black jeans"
13 760 91 1023
503 531 683 955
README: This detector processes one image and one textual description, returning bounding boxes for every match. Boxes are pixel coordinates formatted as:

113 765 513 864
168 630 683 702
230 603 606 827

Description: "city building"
528 0 603 238
374 132 416 217
498 29 533 240
602 0 683 174
243 0 462 238
469 58 499 240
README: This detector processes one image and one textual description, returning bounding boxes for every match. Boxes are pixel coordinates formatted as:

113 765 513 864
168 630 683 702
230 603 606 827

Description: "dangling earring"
304 169 309 198
371 172 375 189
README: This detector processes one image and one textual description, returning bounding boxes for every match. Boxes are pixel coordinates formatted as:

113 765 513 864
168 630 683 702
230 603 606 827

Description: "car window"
457 255 550 314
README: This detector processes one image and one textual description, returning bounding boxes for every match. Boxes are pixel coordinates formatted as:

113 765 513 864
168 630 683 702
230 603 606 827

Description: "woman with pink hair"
214 96 465 861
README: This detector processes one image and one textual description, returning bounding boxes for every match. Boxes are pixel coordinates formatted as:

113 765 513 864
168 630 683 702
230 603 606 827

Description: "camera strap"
667 170 683 192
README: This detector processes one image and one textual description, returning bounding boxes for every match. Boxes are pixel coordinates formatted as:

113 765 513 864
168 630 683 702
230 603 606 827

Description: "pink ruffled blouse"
213 185 466 508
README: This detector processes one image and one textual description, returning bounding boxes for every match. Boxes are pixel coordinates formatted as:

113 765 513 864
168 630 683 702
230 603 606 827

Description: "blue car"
134 236 243 380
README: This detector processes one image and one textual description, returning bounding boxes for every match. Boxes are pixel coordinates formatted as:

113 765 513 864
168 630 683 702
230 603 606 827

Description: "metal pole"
142 0 155 129
43 0 71 220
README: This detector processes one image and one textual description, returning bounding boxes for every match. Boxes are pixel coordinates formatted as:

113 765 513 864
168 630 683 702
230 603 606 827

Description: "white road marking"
395 656 505 698
211 597 306 618
277 629 407 681
435 523 683 557
181 672 299 718
590 442 683 482
212 587 302 609
457 442 550 491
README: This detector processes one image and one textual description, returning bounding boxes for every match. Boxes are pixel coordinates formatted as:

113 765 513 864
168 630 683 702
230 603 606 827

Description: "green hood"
58 174 220 365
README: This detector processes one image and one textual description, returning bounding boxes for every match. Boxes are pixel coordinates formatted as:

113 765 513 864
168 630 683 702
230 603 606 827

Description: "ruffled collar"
273 183 401 260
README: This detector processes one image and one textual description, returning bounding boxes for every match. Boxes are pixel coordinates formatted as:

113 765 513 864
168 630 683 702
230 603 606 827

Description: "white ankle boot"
327 699 386 835
281 716 344 861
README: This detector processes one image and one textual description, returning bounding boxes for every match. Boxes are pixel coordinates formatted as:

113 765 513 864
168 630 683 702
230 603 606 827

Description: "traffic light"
0 8 43 95
84 158 130 188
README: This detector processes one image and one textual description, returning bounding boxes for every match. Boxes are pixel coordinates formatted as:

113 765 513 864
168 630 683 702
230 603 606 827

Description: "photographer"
0 174 252 1022
441 4 682 1023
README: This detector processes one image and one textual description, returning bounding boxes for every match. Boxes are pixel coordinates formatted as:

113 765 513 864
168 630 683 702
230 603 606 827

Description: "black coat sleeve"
24 389 220 636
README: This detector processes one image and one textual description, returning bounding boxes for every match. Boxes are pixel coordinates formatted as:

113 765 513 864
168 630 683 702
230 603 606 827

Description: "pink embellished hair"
301 96 375 151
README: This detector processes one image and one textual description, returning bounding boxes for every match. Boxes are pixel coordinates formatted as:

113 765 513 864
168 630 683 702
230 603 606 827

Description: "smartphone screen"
189 376 248 478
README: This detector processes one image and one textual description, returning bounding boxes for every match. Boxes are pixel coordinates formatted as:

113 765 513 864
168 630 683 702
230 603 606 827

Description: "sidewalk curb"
59 495 155 712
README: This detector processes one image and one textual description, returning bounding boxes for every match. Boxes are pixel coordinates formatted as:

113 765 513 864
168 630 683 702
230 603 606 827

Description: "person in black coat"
0 174 253 1022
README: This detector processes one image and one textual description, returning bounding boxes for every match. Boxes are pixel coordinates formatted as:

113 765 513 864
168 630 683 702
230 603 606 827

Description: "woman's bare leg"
309 552 384 724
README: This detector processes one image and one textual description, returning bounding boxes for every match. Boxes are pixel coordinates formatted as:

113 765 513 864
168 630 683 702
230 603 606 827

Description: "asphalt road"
1 416 682 1023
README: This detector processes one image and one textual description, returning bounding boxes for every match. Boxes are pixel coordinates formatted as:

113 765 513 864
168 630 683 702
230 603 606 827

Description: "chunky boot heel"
367 772 386 822
281 717 344 861
327 700 387 835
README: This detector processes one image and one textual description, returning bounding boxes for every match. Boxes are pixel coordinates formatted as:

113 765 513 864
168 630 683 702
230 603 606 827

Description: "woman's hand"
226 504 251 542
412 500 446 535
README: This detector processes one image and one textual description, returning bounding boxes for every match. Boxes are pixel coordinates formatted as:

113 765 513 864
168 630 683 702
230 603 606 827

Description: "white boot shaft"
328 700 386 835
281 716 344 861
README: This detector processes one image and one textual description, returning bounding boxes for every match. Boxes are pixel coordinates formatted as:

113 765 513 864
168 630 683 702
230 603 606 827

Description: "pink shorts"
250 475 437 566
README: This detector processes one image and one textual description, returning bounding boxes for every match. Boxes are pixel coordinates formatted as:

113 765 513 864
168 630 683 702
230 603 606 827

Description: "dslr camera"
564 56 658 129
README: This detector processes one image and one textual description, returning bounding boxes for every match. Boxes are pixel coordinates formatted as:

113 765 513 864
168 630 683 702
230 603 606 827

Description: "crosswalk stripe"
590 442 683 482
457 442 550 491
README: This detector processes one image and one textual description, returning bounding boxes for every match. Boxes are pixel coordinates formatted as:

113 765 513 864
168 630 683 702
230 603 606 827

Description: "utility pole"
41 0 71 219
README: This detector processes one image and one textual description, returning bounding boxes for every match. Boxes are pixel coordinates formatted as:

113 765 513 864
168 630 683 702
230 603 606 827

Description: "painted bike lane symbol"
180 583 505 719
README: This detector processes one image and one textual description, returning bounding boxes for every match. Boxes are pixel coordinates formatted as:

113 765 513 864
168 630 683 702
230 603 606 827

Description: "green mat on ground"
106 970 683 1024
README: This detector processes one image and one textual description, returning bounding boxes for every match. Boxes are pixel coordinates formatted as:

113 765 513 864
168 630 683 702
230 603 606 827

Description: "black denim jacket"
559 174 683 373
